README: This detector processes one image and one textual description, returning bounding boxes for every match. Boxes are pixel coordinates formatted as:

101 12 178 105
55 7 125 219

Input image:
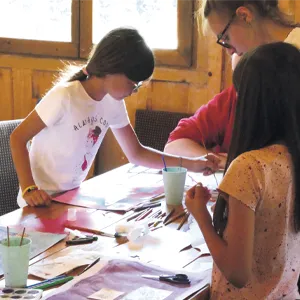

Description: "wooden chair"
134 109 191 151
0 119 22 216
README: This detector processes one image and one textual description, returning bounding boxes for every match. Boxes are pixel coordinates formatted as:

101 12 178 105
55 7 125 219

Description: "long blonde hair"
198 0 297 34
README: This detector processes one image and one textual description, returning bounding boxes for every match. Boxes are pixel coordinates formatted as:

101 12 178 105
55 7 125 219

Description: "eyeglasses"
132 81 143 93
217 13 235 49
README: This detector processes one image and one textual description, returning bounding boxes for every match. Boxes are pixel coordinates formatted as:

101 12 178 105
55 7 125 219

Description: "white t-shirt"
17 80 129 207
211 145 300 299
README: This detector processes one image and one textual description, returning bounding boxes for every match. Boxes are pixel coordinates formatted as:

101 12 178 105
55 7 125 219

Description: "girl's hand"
193 153 221 174
185 183 211 218
24 189 52 207
216 153 227 170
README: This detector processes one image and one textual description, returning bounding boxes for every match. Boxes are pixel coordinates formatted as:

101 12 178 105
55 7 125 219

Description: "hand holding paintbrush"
200 136 220 186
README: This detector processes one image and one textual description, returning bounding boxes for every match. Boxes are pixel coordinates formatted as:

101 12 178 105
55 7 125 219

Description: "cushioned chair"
134 109 192 151
0 119 22 216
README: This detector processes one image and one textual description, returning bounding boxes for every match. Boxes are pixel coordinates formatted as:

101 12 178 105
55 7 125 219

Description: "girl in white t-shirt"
186 42 300 299
10 27 219 207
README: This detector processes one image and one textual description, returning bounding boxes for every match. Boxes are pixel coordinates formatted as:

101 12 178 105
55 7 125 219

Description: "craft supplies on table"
52 172 164 212
44 259 211 300
0 227 66 277
29 248 101 279
0 288 42 300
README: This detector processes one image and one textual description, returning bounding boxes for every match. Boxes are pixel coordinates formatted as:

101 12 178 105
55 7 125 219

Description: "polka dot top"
211 144 300 299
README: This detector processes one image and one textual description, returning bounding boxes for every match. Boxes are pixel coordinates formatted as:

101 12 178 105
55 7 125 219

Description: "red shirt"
167 85 237 153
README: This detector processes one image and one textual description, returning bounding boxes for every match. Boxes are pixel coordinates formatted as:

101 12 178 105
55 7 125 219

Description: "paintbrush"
127 211 144 222
177 213 190 230
163 208 175 224
19 227 26 246
164 210 187 226
201 136 219 186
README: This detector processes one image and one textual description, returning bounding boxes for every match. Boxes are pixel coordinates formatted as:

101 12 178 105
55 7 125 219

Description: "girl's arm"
112 124 220 173
10 110 51 206
185 185 255 288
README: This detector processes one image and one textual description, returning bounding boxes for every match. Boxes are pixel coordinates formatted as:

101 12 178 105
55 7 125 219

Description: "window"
0 0 194 67
0 0 72 42
93 0 177 49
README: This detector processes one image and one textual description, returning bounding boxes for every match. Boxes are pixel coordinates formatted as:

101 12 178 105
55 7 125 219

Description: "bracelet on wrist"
22 185 38 198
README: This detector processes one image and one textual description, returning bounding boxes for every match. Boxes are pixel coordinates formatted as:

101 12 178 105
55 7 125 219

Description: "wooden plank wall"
1 0 296 176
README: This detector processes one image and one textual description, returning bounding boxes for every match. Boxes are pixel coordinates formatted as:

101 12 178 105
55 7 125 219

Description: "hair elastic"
82 67 89 76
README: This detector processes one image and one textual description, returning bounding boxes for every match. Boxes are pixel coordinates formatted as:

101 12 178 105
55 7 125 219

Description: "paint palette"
0 288 42 299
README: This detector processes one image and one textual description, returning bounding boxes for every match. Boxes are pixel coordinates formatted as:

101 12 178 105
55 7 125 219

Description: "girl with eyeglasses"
201 0 300 56
166 0 300 171
186 42 300 300
10 27 220 208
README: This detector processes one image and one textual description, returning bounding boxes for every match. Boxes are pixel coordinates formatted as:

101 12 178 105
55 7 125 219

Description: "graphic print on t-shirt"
81 126 102 171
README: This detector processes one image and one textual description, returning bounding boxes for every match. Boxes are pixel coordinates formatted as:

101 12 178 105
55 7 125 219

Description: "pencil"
177 213 190 230
163 208 175 224
19 227 26 246
164 211 187 226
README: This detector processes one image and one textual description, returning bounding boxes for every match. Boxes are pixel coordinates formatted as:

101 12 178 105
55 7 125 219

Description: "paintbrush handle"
177 213 190 230
164 211 187 226
127 211 144 222
133 202 161 212
163 208 175 224
136 208 153 221
135 208 151 221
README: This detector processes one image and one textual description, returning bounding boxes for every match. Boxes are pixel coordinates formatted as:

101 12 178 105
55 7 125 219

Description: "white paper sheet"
29 248 101 279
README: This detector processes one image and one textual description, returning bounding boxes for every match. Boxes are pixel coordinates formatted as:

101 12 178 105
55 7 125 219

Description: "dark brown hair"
58 27 154 83
214 42 300 235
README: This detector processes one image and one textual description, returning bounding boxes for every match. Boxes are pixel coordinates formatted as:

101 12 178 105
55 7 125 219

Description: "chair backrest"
0 119 22 216
134 109 191 151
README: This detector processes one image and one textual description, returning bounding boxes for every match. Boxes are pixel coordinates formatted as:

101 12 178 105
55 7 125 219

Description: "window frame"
0 0 194 67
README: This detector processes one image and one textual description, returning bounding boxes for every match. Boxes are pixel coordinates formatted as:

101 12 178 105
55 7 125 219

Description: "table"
0 164 218 299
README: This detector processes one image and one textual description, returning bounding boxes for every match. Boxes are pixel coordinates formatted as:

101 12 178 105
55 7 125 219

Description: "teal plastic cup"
0 236 31 287
162 167 187 205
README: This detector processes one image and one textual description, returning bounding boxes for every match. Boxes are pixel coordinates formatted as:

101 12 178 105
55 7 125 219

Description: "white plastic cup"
0 237 31 287
162 167 187 205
